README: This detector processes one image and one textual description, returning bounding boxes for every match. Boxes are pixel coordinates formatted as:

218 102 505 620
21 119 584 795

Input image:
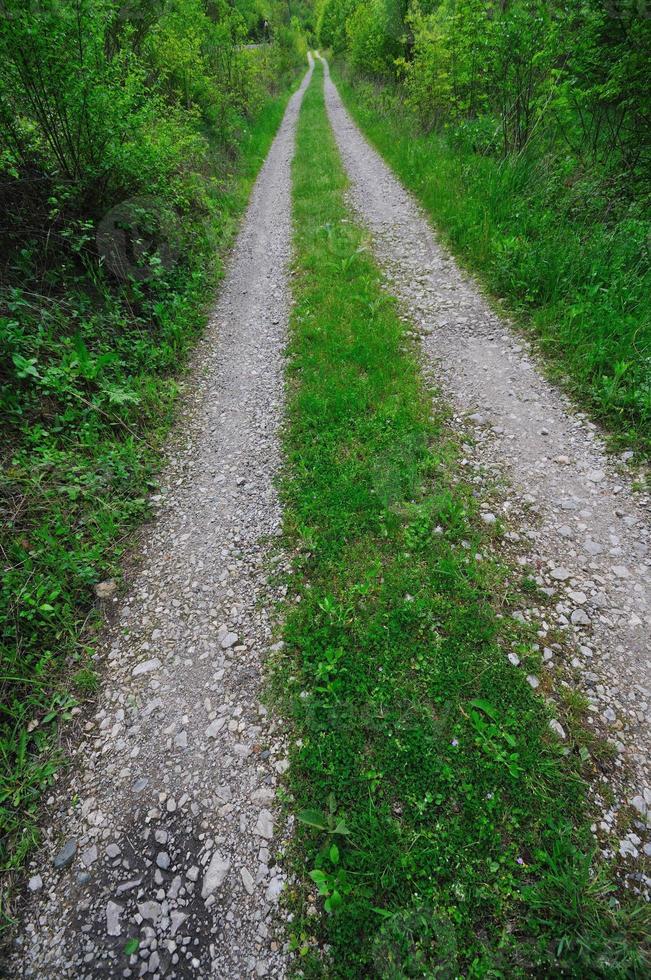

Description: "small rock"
583 539 603 556
567 590 587 605
53 839 77 869
240 867 255 895
106 900 122 937
201 851 231 898
549 719 566 740
116 878 142 895
586 470 604 483
137 900 161 924
630 795 647 817
620 839 639 859
206 718 226 738
571 609 591 627
254 809 274 840
265 876 283 902
550 567 571 582
220 632 238 650
170 911 187 937
156 852 170 870
132 658 161 677
81 845 98 868
28 875 43 892
526 675 540 689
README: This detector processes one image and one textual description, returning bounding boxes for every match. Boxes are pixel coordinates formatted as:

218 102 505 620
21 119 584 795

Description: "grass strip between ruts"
274 59 650 977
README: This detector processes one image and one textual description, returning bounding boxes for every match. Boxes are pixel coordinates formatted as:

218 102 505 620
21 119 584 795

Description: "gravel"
321 55 650 894
11 58 314 979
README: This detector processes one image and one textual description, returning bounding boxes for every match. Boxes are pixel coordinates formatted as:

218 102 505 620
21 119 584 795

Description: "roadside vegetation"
0 0 308 886
317 0 651 453
276 60 650 976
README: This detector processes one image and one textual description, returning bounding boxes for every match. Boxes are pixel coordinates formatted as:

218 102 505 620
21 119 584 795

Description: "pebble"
570 609 591 627
201 852 231 898
132 658 161 677
240 867 255 895
53 840 77 869
253 810 274 840
106 901 122 937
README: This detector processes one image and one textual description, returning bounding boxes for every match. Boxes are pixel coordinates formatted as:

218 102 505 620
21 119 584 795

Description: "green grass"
331 62 651 457
0 79 300 898
275 60 650 976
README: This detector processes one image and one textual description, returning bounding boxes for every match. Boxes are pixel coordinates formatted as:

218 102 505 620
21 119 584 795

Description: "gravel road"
10 57 314 979
320 57 650 886
8 51 650 978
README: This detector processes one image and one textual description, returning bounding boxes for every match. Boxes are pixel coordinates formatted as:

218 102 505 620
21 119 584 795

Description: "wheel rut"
11 58 314 979
320 56 650 886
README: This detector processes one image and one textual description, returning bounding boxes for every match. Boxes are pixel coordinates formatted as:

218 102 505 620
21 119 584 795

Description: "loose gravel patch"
321 57 650 891
9 60 313 979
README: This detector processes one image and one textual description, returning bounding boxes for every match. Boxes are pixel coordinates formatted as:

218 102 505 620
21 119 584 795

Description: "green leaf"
329 843 339 864
123 937 139 956
297 809 328 831
469 698 498 720
325 889 342 912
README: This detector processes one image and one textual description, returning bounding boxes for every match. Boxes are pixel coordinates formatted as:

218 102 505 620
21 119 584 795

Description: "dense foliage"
318 0 651 445
0 0 306 881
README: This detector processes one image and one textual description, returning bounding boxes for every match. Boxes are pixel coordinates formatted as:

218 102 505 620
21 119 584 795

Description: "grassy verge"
0 77 300 890
330 62 651 457
275 60 649 976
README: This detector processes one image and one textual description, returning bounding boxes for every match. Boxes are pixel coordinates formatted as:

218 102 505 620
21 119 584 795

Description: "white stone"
254 809 274 840
201 851 231 898
132 658 161 677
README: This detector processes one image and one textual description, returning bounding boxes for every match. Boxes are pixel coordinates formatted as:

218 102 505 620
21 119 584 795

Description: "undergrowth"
275 61 650 977
331 62 651 457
